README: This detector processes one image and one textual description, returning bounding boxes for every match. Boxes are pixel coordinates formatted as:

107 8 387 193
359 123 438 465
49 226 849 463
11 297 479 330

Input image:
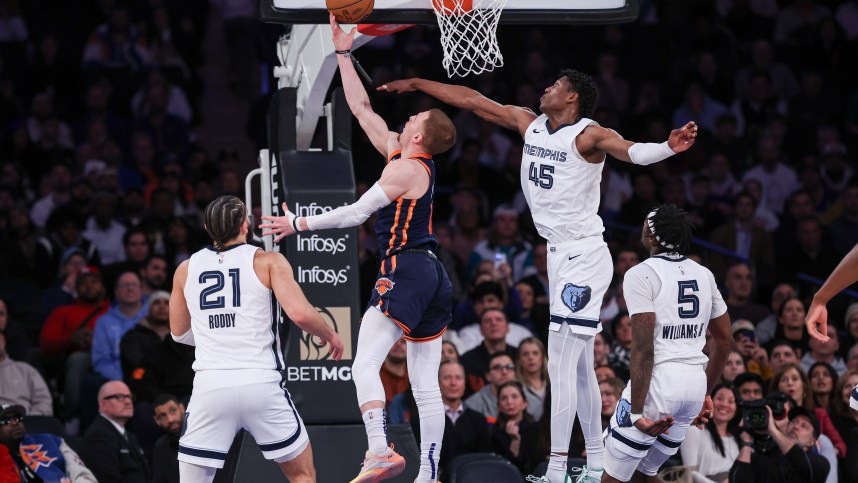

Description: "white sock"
547 453 567 482
362 408 389 455
416 441 441 482
584 436 604 471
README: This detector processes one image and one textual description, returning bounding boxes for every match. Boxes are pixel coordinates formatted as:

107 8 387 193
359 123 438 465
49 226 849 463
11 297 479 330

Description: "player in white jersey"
806 242 858 411
381 72 697 482
602 205 732 483
168 195 344 483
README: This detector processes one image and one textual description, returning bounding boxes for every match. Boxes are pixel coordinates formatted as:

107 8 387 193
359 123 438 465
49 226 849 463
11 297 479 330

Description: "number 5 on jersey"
528 162 554 189
200 269 241 309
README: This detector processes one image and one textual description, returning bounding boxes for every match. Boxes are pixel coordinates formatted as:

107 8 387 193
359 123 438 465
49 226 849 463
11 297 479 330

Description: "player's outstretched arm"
629 312 674 436
807 243 858 342
379 78 536 137
266 252 344 360
330 14 398 156
169 260 195 345
586 121 698 164
260 160 416 241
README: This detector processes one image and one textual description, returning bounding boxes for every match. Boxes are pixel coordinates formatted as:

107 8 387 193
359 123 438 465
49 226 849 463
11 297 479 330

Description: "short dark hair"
204 196 248 249
733 372 764 392
560 69 599 119
123 227 150 247
647 204 694 255
480 307 507 324
472 281 505 302
153 393 181 409
488 351 514 367
734 191 757 209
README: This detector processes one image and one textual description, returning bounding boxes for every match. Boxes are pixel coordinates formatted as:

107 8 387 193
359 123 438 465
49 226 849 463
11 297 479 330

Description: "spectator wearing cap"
35 269 109 419
827 179 858 258
801 329 847 376
0 403 96 482
733 319 773 379
730 405 830 483
0 329 52 416
83 191 127 265
467 204 533 283
820 142 853 198
91 271 147 381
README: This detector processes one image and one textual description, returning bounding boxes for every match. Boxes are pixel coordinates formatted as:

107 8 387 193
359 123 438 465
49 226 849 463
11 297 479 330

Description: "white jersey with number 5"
622 254 727 366
184 244 285 371
521 114 605 244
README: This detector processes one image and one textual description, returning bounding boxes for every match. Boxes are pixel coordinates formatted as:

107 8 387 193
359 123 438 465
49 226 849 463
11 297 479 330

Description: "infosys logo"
294 202 347 217
297 266 349 286
297 234 348 255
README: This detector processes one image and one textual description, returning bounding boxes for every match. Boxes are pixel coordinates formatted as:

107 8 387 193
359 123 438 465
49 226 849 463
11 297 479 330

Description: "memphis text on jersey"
661 321 707 340
524 143 567 162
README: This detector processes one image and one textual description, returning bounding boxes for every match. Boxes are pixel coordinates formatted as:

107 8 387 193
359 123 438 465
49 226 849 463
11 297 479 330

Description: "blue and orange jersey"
375 150 437 258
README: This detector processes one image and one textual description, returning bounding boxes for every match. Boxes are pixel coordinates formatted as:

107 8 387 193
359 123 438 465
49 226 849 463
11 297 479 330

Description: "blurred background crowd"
0 0 857 481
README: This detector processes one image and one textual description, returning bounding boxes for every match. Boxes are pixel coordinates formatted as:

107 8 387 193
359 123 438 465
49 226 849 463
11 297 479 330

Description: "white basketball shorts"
547 235 612 335
604 362 707 482
178 369 309 468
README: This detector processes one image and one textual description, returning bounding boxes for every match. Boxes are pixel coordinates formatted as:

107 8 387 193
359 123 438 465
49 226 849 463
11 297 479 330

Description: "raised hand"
634 415 675 436
329 13 356 51
806 301 830 342
667 121 698 153
692 396 714 429
259 202 299 243
377 79 417 94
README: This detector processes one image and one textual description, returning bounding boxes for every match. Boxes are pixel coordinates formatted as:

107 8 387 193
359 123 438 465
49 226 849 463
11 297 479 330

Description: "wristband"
630 413 643 424
292 216 301 233
335 49 350 54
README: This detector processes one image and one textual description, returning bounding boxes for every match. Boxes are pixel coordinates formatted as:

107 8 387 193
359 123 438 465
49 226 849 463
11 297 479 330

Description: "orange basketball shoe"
349 444 406 483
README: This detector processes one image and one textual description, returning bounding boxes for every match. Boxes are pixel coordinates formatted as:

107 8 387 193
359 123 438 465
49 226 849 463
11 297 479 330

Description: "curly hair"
647 204 694 255
560 69 599 119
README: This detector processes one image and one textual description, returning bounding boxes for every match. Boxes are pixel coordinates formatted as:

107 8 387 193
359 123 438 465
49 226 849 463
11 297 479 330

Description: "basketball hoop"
432 0 509 78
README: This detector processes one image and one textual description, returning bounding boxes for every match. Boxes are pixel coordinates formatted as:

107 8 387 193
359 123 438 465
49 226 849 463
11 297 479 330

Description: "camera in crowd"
739 392 791 454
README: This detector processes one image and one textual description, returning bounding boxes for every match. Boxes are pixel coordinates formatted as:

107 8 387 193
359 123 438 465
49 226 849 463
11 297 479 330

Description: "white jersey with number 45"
184 244 285 372
521 114 605 244
623 254 728 367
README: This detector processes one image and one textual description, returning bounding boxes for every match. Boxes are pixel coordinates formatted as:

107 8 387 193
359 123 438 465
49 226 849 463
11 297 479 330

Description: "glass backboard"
260 0 640 25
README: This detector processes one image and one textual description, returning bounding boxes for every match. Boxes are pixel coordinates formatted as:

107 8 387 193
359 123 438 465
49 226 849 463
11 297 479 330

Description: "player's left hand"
633 415 674 436
260 202 299 242
329 13 356 51
806 299 830 342
317 331 345 361
667 121 698 154
692 395 714 429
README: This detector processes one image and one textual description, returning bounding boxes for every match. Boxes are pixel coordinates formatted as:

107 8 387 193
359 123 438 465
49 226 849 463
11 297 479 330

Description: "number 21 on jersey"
199 269 241 310
528 162 554 189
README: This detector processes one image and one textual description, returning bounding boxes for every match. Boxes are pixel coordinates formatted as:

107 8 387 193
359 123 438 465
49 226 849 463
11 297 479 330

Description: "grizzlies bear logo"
561 283 592 312
616 399 633 427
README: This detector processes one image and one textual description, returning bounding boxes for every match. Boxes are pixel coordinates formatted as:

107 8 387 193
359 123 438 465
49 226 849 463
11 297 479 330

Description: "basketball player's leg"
406 337 444 483
179 461 217 483
276 440 316 482
545 325 588 482
350 306 406 482
575 334 604 471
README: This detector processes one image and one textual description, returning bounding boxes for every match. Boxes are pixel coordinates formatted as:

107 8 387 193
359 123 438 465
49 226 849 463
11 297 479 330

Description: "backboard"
260 0 639 26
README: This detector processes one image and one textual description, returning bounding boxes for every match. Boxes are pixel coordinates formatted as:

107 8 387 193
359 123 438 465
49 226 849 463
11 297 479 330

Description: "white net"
432 0 509 78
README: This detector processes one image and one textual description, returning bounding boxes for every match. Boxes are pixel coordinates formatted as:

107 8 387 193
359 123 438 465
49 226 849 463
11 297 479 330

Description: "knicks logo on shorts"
616 399 633 428
561 283 591 312
375 278 395 295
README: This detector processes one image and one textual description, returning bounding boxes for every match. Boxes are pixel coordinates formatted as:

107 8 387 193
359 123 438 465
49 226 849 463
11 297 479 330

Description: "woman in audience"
832 369 858 440
607 311 631 374
515 281 548 335
680 384 740 483
841 303 858 360
809 361 839 416
441 340 460 363
721 349 747 385
491 381 537 475
768 297 810 357
599 377 625 430
516 337 548 415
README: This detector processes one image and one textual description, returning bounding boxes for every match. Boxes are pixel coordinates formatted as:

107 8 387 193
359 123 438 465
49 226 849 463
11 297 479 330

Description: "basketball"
327 0 374 24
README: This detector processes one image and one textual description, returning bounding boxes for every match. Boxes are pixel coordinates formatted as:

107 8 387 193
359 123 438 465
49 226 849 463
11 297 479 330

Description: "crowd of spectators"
1 0 858 481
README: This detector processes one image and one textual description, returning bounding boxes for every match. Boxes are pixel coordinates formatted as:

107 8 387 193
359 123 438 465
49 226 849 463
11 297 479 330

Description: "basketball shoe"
349 444 406 483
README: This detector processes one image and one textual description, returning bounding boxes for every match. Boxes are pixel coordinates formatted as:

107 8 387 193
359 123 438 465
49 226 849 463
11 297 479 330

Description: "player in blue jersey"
260 15 456 483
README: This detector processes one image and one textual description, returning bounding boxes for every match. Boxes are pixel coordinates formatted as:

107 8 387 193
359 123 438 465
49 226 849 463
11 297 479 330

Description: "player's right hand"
377 79 416 94
691 395 713 429
633 415 674 436
806 300 830 342
260 202 299 243
322 332 345 361
329 13 356 51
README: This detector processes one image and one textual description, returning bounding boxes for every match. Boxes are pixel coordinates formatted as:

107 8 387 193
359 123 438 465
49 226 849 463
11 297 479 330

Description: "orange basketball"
327 0 374 24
